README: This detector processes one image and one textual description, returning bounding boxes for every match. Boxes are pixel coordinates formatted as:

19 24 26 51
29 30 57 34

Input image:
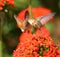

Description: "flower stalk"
0 15 2 57
29 0 33 18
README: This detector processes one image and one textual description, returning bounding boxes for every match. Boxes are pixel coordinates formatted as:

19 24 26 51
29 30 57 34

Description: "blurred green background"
0 0 60 57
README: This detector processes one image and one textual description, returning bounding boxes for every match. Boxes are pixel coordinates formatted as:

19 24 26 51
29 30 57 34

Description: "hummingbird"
28 12 56 28
14 11 55 32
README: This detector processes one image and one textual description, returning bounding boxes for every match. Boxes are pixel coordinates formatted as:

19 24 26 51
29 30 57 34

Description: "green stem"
0 27 2 57
0 12 3 57
29 0 33 18
0 41 2 57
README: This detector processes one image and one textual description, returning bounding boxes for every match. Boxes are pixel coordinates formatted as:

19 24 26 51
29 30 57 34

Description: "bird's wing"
14 15 26 32
14 15 22 24
37 12 56 25
24 11 29 26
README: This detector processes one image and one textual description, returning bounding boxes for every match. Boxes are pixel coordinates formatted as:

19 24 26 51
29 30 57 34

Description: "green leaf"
59 0 60 9
14 0 42 10
41 45 49 52
31 27 36 34
14 0 30 10
0 41 2 57
45 22 54 33
39 47 43 56
2 22 16 35
31 0 42 7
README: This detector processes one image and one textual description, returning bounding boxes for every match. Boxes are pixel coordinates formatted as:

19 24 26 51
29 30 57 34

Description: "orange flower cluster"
13 7 60 57
13 27 60 57
0 0 5 10
0 0 14 10
6 0 14 6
